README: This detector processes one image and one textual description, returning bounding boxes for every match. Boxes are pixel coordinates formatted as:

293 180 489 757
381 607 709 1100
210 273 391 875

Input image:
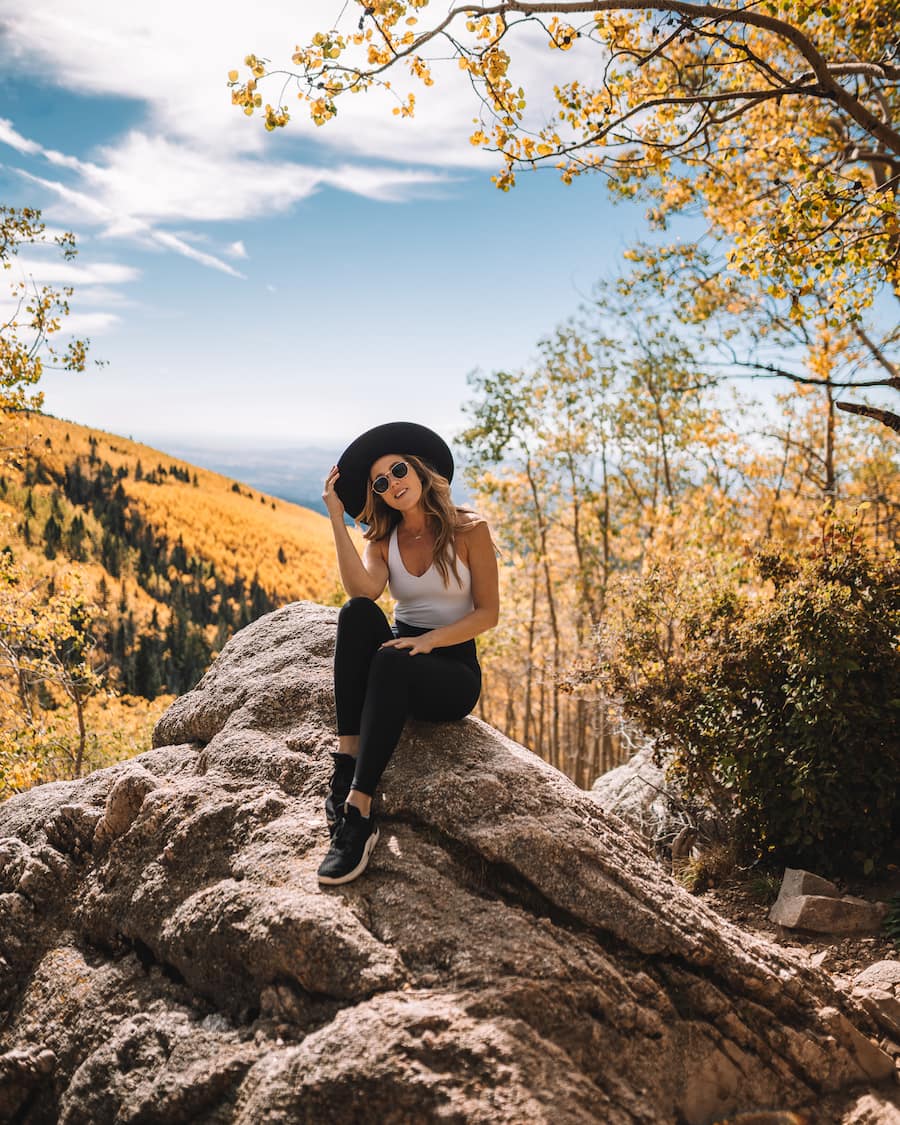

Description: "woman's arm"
382 520 499 654
324 466 388 600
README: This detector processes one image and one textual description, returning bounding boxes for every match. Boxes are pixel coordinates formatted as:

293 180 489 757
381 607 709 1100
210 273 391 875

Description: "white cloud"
0 2 504 165
151 230 247 276
0 118 42 156
0 2 603 277
78 130 448 221
14 167 246 277
60 311 122 334
4 125 449 271
0 299 120 336
11 257 140 286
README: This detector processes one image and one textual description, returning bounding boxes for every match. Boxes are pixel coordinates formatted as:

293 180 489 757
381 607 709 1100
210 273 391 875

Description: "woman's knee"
339 597 384 627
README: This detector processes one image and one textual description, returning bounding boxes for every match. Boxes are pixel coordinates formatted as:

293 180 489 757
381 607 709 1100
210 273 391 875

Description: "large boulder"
590 744 669 843
0 601 896 1123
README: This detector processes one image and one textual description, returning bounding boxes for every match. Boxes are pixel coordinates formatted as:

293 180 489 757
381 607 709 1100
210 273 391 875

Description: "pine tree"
134 635 162 699
43 515 62 560
65 514 87 561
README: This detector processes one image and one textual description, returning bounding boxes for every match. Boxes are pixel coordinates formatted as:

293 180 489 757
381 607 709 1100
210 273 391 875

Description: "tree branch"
344 1 900 156
835 401 900 433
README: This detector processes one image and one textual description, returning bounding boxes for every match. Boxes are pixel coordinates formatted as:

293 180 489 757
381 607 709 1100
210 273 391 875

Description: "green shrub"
597 520 900 878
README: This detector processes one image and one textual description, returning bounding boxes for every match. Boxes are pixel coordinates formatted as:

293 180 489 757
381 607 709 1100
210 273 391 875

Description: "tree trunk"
522 564 539 748
825 379 837 507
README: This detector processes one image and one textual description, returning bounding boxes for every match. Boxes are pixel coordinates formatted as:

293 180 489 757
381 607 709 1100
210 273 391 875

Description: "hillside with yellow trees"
0 411 341 793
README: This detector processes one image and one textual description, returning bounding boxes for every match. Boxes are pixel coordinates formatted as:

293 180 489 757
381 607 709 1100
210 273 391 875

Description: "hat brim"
335 421 454 521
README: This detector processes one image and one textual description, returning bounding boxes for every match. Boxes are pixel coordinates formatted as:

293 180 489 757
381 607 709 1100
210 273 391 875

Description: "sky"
0 0 673 455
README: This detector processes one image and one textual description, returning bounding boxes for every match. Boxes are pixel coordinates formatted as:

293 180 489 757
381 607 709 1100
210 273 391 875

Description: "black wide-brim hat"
335 421 454 521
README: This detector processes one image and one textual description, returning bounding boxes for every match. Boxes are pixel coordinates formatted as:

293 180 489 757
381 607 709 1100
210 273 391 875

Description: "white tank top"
387 526 474 628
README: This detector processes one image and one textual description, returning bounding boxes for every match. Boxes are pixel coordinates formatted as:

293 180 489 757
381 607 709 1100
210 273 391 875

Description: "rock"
0 1045 56 1120
44 803 103 861
769 869 888 933
856 963 900 994
769 893 888 933
92 766 161 851
841 1091 900 1123
590 744 670 843
708 1115 809 1124
853 963 900 1041
0 601 895 1124
779 867 840 899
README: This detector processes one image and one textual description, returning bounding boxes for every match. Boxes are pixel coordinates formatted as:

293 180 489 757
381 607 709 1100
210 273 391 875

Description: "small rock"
93 768 160 851
818 1006 895 1081
853 963 900 1041
770 892 887 934
779 868 840 899
841 1091 900 1123
856 962 900 994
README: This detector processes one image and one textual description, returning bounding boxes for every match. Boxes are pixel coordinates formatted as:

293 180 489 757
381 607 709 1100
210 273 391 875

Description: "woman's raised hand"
323 465 345 520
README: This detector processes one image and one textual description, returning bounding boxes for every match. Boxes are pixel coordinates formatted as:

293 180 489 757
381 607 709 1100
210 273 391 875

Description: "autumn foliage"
237 0 900 432
0 413 341 797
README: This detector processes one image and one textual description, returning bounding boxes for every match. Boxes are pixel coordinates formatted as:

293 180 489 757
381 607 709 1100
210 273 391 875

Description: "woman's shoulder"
452 508 497 558
364 530 392 561
454 506 489 531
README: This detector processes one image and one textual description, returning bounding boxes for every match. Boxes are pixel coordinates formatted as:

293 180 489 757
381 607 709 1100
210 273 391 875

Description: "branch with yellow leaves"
233 1 900 304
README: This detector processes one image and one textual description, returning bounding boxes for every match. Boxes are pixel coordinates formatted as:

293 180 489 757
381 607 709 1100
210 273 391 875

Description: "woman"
318 421 499 885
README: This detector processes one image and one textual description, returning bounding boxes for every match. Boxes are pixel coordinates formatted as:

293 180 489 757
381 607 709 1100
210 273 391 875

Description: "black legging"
334 597 482 796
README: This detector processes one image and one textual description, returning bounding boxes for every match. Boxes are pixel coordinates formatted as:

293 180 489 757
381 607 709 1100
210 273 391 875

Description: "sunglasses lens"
372 461 409 495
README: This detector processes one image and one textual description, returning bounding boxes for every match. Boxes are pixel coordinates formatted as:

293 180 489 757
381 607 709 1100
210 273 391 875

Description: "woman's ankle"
338 735 359 758
346 788 373 817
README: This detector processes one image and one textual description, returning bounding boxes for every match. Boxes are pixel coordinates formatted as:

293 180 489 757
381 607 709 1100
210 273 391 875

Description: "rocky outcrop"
0 601 897 1123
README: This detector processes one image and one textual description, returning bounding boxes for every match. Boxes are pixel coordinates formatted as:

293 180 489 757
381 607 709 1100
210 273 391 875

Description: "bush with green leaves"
597 520 900 877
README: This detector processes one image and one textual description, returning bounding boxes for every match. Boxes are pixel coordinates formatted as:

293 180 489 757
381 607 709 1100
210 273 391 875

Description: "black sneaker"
317 804 380 885
325 753 357 838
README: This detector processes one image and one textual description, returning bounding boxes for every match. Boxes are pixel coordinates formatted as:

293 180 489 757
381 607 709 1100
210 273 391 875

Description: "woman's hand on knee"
380 634 435 656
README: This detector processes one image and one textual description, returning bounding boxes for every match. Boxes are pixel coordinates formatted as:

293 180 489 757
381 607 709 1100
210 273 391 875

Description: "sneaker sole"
317 826 380 886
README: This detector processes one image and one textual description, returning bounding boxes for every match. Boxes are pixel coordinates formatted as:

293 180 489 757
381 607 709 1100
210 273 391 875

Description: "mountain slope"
0 411 343 787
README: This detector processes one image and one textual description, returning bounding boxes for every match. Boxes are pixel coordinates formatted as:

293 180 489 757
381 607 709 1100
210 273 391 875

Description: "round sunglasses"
371 460 409 495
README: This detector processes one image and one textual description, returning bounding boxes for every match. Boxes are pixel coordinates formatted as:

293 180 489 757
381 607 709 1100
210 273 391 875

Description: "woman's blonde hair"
360 453 481 586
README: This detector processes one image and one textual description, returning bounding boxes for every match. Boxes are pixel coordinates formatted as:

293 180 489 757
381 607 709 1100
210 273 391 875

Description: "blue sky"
0 0 674 453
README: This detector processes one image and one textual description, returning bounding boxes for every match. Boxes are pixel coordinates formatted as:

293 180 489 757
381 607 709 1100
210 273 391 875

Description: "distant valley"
147 441 340 515
151 438 475 514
